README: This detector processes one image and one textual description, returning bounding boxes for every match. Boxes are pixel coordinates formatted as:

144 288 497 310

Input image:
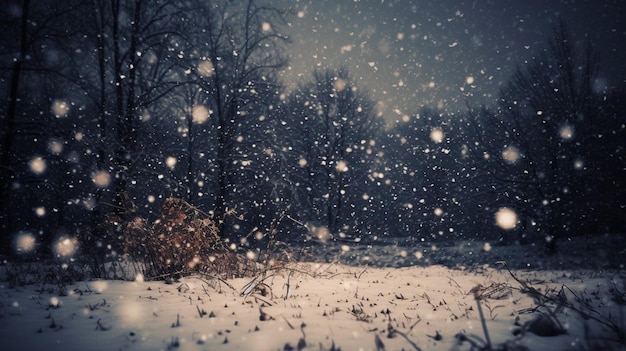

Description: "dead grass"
115 197 258 280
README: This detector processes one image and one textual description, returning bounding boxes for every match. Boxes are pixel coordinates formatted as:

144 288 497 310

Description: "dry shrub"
123 198 255 279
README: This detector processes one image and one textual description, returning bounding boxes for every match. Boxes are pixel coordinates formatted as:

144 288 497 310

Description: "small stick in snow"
95 318 111 331
259 307 274 321
386 322 422 351
374 333 386 351
171 313 181 328
196 305 207 318
469 285 492 349
282 316 295 329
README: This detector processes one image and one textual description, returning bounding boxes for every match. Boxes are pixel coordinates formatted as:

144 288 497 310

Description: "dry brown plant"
121 197 255 280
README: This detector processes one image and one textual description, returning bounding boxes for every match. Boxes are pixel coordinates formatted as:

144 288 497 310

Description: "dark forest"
1 0 625 266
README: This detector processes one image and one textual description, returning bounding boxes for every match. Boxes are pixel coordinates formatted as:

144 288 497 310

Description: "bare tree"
78 0 189 220
486 20 601 251
187 0 289 234
0 0 91 253
0 0 31 252
385 107 478 241
283 68 383 240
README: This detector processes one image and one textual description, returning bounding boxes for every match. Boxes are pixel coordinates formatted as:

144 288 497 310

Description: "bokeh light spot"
574 158 584 170
559 124 574 140
52 99 70 117
502 146 520 164
53 236 78 258
48 139 64 155
197 61 214 77
192 104 210 124
29 157 46 175
92 170 111 188
430 127 444 143
13 231 36 254
35 206 46 217
165 156 177 170
495 207 518 230
333 78 346 91
335 160 349 172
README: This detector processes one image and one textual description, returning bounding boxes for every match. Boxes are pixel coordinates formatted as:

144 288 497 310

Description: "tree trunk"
0 0 30 253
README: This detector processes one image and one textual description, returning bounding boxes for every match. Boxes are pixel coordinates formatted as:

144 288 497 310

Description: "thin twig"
502 262 624 340
388 323 422 351
196 273 236 291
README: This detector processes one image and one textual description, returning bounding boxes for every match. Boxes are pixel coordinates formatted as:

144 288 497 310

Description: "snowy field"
304 233 626 271
1 239 625 351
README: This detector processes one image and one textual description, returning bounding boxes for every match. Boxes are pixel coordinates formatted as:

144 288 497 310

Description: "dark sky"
275 0 625 124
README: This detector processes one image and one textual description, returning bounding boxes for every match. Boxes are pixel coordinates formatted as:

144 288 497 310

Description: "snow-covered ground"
305 233 626 271
1 256 624 351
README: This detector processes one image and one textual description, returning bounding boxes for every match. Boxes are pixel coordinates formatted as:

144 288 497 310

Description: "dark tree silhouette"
385 108 478 242
483 21 603 251
105 0 187 219
282 68 384 241
0 0 31 253
186 0 289 236
0 0 90 254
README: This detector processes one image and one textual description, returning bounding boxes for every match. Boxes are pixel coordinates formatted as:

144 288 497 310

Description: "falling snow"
559 124 575 141
13 231 36 253
334 160 349 172
51 99 70 117
197 60 215 77
91 170 112 188
429 127 444 143
28 156 46 175
191 104 210 124
501 145 520 164
53 236 78 258
0 1 624 349
165 156 177 170
495 207 518 230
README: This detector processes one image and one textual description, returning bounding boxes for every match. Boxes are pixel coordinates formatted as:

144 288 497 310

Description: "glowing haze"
276 0 625 124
